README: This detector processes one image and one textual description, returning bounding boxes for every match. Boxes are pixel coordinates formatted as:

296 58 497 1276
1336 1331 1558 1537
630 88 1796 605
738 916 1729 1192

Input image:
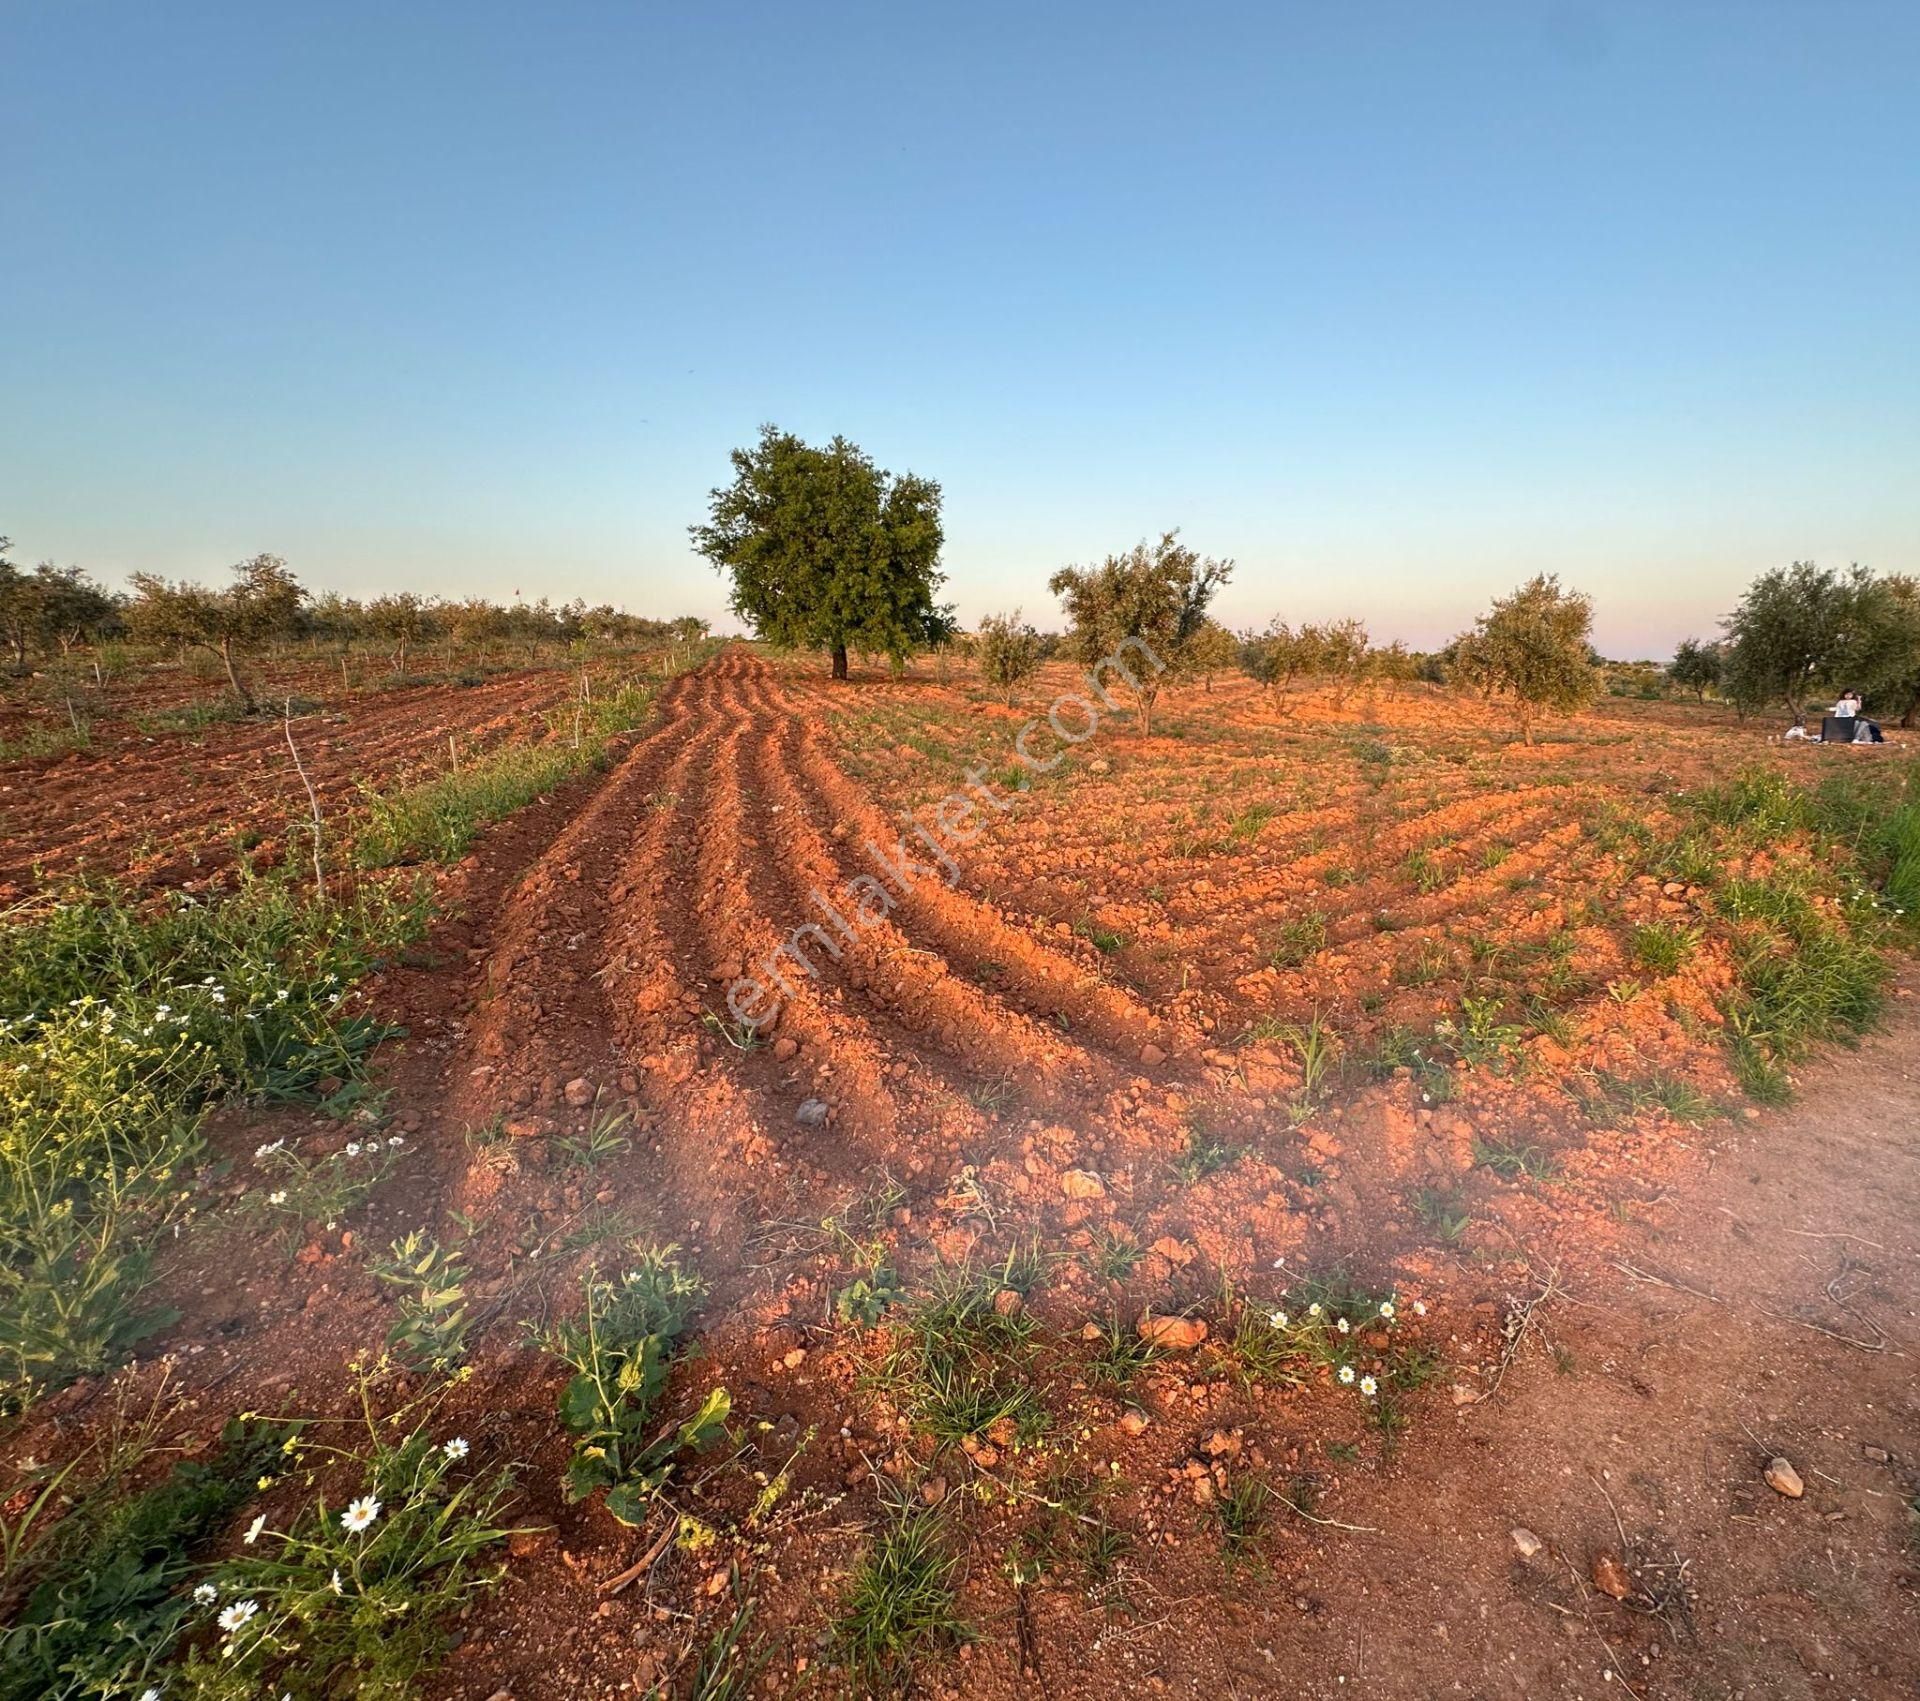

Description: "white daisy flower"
341 1495 381 1534
267 1191 287 1206
364 1138 382 1154
139 1689 162 1701
1267 1310 1289 1329
243 1514 266 1544
1360 1375 1378 1397
1378 1301 1395 1320
1337 1364 1356 1385
1307 1302 1322 1317
1412 1299 1427 1317
330 1568 344 1595
443 1436 469 1460
387 1133 405 1148
194 1582 219 1605
1336 1316 1350 1335
345 1142 362 1158
217 1599 259 1635
254 1140 284 1160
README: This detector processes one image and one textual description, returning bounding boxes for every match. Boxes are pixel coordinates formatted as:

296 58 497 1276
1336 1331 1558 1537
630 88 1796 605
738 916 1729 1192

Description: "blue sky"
4 2 1916 656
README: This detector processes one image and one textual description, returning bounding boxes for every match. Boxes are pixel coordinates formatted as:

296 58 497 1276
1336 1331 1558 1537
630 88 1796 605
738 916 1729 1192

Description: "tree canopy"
1048 530 1232 733
1450 574 1598 742
127 554 307 708
1719 560 1883 718
975 610 1042 706
689 426 945 679
1667 637 1723 702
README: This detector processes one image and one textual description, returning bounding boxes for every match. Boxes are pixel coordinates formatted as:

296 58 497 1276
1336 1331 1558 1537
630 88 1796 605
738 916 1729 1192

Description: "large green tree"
1450 574 1599 743
689 426 945 679
1048 530 1232 733
1718 560 1888 717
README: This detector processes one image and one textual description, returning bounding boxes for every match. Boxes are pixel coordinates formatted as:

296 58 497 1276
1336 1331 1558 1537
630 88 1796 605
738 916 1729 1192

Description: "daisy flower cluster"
1262 1284 1429 1399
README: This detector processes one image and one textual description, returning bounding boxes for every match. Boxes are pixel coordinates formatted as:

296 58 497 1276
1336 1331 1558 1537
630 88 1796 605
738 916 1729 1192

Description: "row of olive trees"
0 543 709 707
1670 562 1920 724
967 524 1599 743
0 540 119 670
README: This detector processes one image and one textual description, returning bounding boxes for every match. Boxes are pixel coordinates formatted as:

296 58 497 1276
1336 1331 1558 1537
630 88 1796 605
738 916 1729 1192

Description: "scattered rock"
1764 1457 1805 1498
781 1348 807 1370
1510 1526 1544 1560
1201 1430 1241 1460
920 1476 948 1505
992 1288 1024 1318
1119 1407 1151 1436
563 1076 595 1108
1450 1382 1482 1406
1087 757 1111 775
794 1098 830 1129
1061 1169 1106 1200
1862 1444 1891 1464
1590 1553 1632 1600
772 1036 799 1062
1137 1312 1208 1350
1149 1236 1195 1266
1139 1043 1168 1067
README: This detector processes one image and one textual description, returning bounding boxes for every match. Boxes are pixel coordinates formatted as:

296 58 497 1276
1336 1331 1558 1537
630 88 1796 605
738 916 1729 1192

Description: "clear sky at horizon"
5 1 1917 657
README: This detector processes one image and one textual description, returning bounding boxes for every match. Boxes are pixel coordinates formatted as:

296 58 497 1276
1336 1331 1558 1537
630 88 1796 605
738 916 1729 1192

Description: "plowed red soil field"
16 647 1917 1700
0 666 585 896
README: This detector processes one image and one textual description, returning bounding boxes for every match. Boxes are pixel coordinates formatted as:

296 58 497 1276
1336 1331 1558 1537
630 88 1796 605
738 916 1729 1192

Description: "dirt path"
1232 978 1920 1701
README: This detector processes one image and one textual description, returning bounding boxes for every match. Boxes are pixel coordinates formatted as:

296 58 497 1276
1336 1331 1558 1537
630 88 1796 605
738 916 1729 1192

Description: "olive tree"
975 610 1042 705
1048 530 1232 734
1666 638 1722 702
127 554 306 709
1720 560 1877 718
1451 574 1599 744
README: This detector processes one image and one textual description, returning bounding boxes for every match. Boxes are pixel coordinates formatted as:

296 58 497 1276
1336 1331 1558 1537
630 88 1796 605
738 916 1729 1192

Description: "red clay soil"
11 649 1916 1700
0 668 577 896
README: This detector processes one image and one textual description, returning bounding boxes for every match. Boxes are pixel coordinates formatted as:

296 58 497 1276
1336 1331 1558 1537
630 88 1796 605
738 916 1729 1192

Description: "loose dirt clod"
1511 1526 1545 1559
1764 1456 1805 1497
1061 1168 1106 1199
1138 1312 1208 1350
1590 1553 1633 1599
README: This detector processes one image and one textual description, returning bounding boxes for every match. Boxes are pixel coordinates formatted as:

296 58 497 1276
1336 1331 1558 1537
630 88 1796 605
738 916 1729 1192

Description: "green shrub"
537 1250 730 1525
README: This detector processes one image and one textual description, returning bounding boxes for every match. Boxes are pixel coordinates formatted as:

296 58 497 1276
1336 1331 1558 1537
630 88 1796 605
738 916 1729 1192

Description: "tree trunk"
830 643 849 680
220 637 254 710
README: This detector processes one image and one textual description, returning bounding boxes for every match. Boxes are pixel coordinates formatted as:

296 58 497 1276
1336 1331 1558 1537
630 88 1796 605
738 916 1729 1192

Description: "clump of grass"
1081 1225 1143 1281
877 1267 1048 1449
557 1107 632 1169
1215 1294 1308 1389
1073 914 1128 954
1412 1186 1472 1242
1632 921 1699 975
1268 911 1328 968
354 741 584 867
1169 1124 1243 1185
1473 1134 1558 1182
1083 1311 1160 1387
1433 993 1524 1069
833 1499 970 1685
1214 1476 1272 1565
